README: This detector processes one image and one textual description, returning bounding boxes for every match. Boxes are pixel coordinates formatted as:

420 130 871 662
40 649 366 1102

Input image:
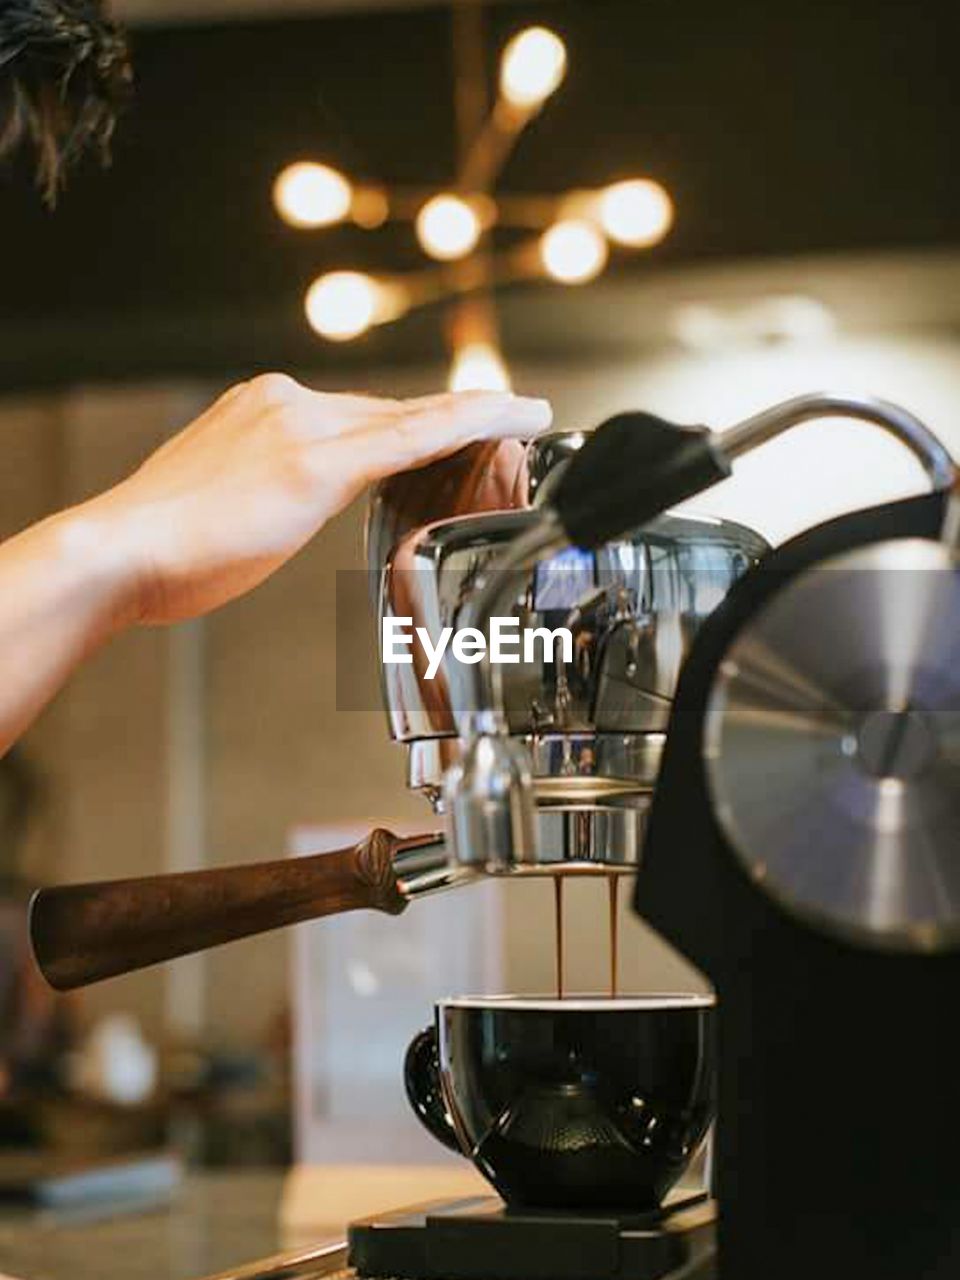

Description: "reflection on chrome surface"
369 432 767 870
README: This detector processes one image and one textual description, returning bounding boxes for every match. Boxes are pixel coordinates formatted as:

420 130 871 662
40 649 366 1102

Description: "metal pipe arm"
719 392 955 489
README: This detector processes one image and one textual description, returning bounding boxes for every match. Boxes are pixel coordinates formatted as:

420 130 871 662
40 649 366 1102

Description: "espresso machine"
27 393 960 1280
28 406 770 986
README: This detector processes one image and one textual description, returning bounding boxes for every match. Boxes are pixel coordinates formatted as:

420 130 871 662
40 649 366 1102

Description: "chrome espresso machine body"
368 429 768 878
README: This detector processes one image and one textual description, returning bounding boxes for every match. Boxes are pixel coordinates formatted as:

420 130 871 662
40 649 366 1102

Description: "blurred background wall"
0 0 956 1161
6 288 960 1049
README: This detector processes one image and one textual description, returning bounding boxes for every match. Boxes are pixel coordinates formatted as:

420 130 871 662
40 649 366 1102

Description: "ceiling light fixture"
273 6 676 383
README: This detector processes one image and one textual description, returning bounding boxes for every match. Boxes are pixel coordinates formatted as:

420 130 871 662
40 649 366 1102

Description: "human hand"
88 375 552 625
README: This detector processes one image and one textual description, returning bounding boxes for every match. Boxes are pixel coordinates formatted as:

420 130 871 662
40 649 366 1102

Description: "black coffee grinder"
634 483 960 1280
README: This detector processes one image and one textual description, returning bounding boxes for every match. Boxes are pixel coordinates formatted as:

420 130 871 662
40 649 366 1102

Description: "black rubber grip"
552 411 731 549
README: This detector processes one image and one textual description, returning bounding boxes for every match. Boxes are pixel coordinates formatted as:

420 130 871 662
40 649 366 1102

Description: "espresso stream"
553 877 566 998
608 874 620 997
553 874 621 999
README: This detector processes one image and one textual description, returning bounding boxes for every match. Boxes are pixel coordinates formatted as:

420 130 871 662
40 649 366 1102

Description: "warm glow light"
500 26 567 110
352 186 390 229
598 179 674 247
672 295 837 351
304 271 380 341
449 343 512 392
416 194 482 261
274 162 353 229
540 219 608 284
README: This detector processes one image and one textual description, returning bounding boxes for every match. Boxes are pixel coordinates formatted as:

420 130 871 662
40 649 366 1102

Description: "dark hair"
0 0 131 205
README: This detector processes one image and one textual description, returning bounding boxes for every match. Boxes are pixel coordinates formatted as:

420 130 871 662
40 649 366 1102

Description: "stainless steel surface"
441 510 567 873
372 393 955 884
390 832 478 900
443 710 540 874
455 512 569 724
719 391 956 489
371 429 765 874
530 797 647 872
409 732 667 798
408 734 662 871
704 537 960 951
941 488 960 549
376 455 766 747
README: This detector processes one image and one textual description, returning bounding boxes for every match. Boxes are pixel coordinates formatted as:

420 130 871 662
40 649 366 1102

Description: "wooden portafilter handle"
29 828 441 991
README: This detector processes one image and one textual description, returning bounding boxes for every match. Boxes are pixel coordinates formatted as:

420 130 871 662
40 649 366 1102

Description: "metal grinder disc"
704 537 960 951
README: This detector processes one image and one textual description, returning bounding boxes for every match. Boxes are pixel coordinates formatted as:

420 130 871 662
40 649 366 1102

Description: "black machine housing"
633 490 960 1280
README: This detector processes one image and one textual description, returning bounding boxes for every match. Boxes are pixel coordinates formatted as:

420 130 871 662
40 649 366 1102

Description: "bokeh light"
304 271 380 341
416 195 483 261
540 219 609 284
500 27 567 110
448 342 512 391
273 162 353 229
598 179 674 247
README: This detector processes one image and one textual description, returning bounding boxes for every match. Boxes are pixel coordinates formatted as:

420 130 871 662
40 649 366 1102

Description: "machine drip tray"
348 1191 716 1280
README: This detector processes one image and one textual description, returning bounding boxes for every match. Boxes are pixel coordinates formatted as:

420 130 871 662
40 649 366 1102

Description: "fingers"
190 379 552 486
402 391 553 449
253 381 548 446
372 390 550 433
210 378 551 458
244 379 400 440
329 391 553 482
275 387 535 444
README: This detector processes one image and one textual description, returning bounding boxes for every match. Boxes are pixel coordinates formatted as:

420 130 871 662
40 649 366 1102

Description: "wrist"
48 492 147 637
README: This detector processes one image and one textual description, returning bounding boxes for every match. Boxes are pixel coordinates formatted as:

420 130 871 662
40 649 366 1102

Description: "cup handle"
403 1026 462 1154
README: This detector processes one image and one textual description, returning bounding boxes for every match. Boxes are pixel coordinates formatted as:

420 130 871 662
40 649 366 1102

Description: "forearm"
0 498 136 755
0 381 549 758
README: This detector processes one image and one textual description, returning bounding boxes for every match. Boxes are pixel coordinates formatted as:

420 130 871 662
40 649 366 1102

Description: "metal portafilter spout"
29 393 954 991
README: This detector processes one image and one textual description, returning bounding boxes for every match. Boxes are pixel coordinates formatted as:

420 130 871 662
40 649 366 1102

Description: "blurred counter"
0 1164 485 1280
0 1171 293 1280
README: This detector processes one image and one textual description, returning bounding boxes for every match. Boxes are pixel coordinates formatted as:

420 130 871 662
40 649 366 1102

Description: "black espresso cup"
404 994 716 1212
